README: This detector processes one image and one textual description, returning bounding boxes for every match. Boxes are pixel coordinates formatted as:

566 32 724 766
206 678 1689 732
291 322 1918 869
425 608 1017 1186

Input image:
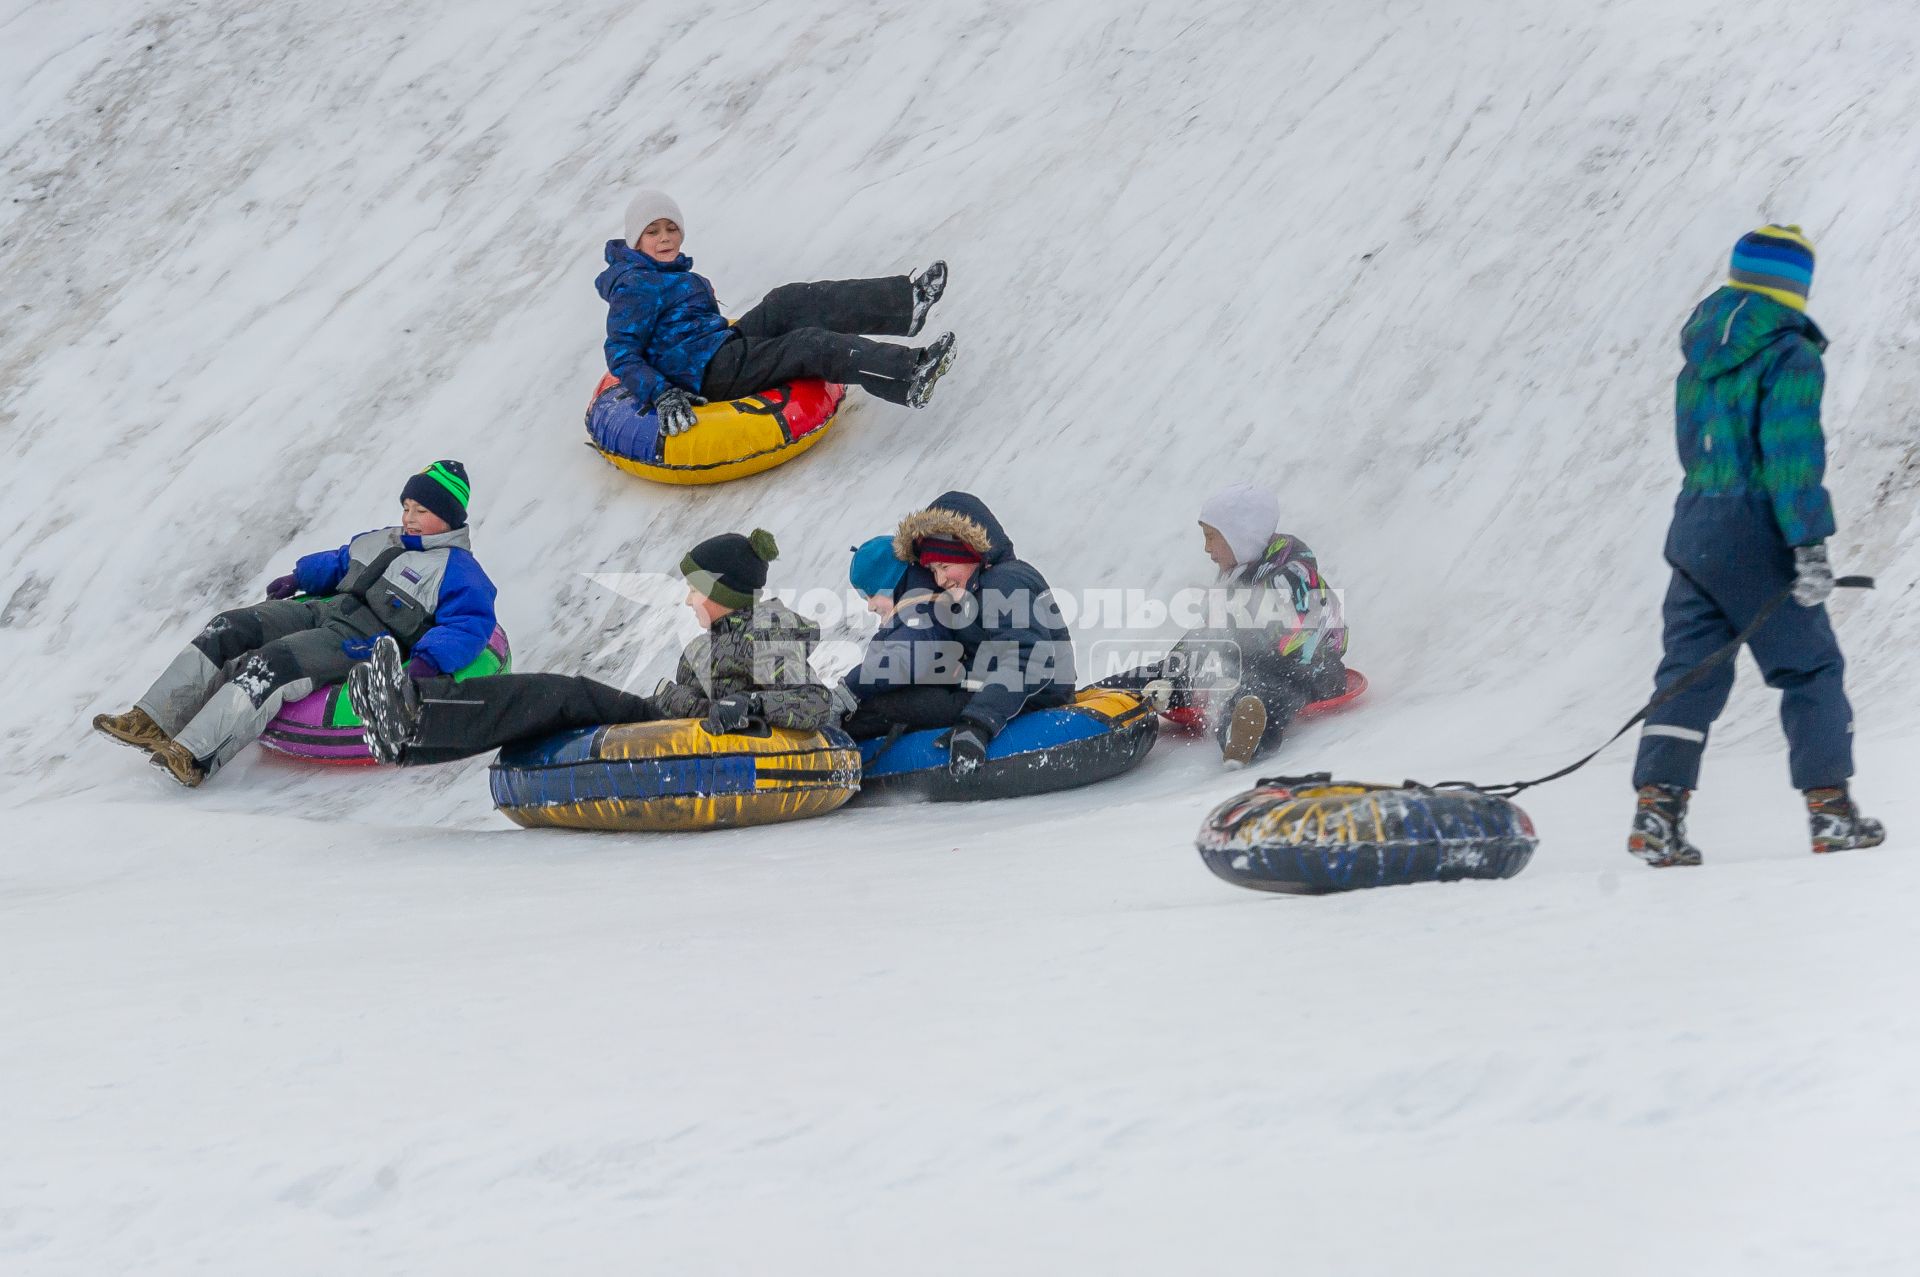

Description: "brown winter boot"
1220 695 1269 769
93 707 171 755
149 740 207 789
1805 786 1886 854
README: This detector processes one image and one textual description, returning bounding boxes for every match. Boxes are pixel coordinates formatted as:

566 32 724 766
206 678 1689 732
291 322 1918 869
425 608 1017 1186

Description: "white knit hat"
1199 483 1279 568
623 188 684 247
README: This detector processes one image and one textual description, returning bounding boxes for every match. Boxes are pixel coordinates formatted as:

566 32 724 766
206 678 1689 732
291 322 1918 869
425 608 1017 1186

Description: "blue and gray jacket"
293 525 498 675
595 240 734 408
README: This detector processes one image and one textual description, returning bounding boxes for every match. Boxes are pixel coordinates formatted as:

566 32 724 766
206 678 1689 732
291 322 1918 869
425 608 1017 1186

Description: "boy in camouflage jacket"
1628 225 1883 866
352 529 833 766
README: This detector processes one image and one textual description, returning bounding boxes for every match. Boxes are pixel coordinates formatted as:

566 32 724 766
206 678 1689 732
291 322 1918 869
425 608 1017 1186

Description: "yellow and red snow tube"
584 372 845 486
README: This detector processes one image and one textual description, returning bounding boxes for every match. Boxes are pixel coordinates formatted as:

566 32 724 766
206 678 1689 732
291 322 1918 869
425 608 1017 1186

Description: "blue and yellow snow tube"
490 718 862 832
585 372 845 485
1195 776 1537 894
854 688 1158 803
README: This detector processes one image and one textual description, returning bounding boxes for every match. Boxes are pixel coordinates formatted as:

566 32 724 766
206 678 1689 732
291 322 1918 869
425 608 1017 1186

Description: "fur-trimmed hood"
892 490 1013 566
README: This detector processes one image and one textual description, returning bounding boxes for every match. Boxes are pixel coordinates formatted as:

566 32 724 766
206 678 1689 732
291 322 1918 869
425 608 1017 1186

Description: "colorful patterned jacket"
1671 286 1835 548
1230 533 1348 666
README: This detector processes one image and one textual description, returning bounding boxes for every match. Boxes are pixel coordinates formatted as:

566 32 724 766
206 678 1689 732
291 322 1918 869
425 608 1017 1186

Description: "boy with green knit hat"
352 528 834 766
93 460 497 787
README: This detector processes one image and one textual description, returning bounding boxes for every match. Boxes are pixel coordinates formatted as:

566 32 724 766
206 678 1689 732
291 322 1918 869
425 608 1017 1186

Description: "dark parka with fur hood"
892 491 1076 736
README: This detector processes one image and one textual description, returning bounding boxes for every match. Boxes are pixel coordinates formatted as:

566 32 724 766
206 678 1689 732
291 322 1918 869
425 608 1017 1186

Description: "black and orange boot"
1805 786 1886 854
1628 783 1703 868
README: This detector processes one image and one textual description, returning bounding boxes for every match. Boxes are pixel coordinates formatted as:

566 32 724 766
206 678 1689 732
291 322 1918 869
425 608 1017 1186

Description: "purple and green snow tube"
258 626 512 765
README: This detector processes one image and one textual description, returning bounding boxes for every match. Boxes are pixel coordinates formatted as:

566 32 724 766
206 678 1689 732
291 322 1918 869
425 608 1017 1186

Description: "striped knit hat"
1728 224 1815 311
400 460 471 530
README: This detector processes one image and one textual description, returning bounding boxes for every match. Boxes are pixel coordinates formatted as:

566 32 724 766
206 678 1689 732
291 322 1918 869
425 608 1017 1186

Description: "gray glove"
654 386 705 436
1792 543 1835 608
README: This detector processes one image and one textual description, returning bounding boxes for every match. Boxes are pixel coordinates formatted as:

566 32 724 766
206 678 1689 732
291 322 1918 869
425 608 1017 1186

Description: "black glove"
1791 542 1835 608
942 722 991 779
702 692 761 735
654 386 705 436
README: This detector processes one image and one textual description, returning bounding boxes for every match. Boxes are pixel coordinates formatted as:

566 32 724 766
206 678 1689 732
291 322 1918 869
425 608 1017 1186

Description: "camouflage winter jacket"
649 597 835 732
1671 286 1836 548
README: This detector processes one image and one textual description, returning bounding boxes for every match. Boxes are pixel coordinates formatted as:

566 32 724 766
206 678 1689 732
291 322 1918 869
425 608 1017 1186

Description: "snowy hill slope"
8 0 1920 818
4 1 1920 1272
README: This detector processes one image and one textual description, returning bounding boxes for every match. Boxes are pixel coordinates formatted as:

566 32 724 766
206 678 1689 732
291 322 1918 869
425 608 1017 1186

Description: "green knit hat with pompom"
681 528 780 610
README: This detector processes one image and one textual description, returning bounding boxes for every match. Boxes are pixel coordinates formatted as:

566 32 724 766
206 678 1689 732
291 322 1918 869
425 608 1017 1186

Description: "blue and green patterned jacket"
1671 286 1835 548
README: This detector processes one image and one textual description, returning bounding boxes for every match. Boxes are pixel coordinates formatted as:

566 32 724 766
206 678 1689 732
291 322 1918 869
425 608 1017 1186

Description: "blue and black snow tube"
490 719 862 832
1195 775 1538 894
855 688 1158 803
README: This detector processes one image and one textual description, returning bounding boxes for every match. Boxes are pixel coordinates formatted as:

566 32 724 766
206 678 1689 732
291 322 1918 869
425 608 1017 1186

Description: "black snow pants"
402 672 659 765
1223 648 1348 760
841 686 975 742
1097 642 1347 761
700 276 920 404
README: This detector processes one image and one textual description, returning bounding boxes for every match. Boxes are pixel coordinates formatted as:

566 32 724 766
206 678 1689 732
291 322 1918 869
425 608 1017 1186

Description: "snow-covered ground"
4 1 1918 1272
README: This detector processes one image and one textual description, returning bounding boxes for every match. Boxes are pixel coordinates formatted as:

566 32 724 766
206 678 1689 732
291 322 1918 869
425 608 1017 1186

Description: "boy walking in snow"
1628 225 1883 866
93 461 498 787
1098 483 1348 767
351 529 833 764
598 188 956 436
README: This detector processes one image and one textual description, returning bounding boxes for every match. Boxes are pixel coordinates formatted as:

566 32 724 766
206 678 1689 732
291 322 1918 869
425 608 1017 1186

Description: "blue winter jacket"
890 491 1078 736
843 590 961 701
293 526 499 675
595 240 734 408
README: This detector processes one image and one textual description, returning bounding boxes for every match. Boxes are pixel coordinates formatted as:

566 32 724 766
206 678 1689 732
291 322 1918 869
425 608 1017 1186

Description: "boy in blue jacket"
93 461 498 787
831 534 965 735
598 188 957 435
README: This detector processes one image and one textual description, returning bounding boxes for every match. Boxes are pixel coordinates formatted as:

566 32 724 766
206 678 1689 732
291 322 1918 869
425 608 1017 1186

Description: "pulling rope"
1428 575 1875 799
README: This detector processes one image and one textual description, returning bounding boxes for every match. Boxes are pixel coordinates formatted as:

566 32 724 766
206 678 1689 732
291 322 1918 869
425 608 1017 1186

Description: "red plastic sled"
1162 668 1369 735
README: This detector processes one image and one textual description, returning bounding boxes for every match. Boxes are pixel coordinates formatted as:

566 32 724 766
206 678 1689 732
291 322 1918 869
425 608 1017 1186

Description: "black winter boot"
1628 783 1703 868
1805 786 1886 854
350 636 421 765
906 332 956 408
908 261 947 337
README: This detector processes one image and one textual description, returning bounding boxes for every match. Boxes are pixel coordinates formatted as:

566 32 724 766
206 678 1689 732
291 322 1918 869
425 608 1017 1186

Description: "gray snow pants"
135 598 363 776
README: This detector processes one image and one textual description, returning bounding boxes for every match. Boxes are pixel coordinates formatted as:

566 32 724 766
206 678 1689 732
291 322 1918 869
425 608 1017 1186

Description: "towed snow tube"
855 688 1158 804
1196 776 1537 895
258 626 512 765
585 372 845 485
1163 667 1368 734
489 719 861 832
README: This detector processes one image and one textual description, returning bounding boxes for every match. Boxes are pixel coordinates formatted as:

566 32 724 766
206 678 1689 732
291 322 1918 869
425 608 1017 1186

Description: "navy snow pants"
1633 499 1853 792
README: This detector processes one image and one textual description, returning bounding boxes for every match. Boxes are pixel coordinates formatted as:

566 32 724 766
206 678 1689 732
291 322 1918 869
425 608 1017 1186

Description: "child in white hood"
1103 483 1349 766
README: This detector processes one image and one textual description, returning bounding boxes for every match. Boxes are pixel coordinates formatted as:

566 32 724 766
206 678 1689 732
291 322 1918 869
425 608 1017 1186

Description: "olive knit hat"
681 529 779 610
